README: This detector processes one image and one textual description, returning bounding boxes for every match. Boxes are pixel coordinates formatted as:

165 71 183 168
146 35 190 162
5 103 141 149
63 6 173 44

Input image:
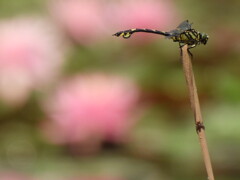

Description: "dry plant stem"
181 45 215 180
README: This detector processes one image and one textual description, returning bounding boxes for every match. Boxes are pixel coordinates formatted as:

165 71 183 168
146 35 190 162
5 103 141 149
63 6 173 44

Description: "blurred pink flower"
113 0 177 29
41 73 139 147
0 17 65 106
49 0 179 45
50 0 107 45
109 0 179 42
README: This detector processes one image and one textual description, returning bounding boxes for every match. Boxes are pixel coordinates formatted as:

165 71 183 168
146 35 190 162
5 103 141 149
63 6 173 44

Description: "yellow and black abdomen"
113 28 167 39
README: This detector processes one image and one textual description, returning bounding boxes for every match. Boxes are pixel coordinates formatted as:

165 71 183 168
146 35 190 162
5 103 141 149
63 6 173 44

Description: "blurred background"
0 0 239 180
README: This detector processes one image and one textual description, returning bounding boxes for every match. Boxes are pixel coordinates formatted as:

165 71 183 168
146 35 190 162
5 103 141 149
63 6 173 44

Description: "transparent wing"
167 20 192 37
177 20 192 30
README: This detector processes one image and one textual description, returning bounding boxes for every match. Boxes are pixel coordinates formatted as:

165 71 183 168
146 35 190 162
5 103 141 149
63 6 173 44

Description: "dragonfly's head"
200 33 209 45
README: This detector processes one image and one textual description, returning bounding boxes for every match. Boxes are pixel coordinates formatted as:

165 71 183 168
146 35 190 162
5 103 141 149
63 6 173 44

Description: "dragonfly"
113 20 209 53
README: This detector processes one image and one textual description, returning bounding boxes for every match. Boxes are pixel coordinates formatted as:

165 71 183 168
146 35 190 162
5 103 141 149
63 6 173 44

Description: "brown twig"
181 45 215 180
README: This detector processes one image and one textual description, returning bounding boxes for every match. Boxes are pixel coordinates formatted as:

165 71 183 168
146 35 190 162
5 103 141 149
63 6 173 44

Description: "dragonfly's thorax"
170 29 206 46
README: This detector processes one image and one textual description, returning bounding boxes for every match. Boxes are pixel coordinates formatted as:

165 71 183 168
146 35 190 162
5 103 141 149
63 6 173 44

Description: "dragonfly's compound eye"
201 33 209 45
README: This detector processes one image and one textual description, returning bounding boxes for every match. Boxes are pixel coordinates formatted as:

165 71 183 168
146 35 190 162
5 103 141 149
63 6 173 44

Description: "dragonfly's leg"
187 44 196 57
179 43 184 56
179 42 185 48
187 48 193 57
188 44 196 49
